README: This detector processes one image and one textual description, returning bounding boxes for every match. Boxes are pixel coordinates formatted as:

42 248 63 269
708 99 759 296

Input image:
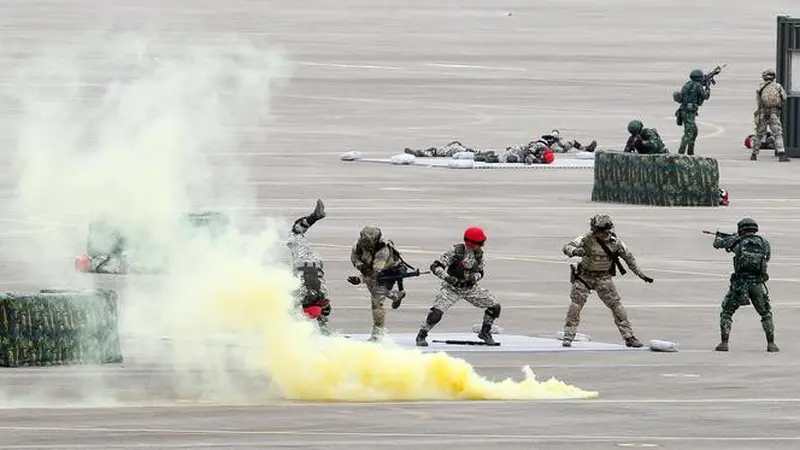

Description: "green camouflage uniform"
712 218 778 352
677 70 710 156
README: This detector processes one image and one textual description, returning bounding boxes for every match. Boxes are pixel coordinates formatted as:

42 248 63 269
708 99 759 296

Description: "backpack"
759 82 783 109
734 236 768 276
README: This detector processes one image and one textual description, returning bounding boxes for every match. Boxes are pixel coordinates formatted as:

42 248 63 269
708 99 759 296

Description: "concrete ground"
1 0 800 448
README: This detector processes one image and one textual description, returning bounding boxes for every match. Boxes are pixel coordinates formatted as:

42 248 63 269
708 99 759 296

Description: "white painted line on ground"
425 63 528 71
296 61 403 70
0 425 798 442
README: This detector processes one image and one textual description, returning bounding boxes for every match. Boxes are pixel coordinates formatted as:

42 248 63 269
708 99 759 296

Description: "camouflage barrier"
0 289 123 367
591 151 720 207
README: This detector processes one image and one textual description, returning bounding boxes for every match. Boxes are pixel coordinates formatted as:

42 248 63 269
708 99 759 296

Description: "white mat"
340 151 595 170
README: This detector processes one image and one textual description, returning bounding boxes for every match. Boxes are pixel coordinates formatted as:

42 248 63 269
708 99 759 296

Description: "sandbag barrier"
591 151 720 207
0 289 123 367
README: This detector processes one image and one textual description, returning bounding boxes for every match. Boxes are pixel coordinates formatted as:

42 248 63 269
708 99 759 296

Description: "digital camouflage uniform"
712 218 778 352
349 226 407 341
538 130 597 153
676 70 711 156
561 215 654 347
287 199 331 334
751 69 789 162
415 227 500 346
624 120 668 154
404 140 474 157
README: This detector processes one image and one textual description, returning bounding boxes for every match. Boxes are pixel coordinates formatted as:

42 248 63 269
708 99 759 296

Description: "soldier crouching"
415 226 501 346
561 215 654 348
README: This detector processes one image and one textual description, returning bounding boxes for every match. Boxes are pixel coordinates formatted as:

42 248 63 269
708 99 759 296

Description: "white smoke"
0 33 299 405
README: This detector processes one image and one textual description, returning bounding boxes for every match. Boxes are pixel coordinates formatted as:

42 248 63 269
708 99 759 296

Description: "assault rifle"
702 64 726 89
702 230 735 238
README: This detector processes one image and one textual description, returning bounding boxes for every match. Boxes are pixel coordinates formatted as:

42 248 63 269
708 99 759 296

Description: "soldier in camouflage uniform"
561 215 654 348
286 199 331 334
537 129 597 153
712 218 779 352
675 69 711 156
404 140 474 157
415 227 501 346
624 120 668 154
751 69 789 162
349 225 408 341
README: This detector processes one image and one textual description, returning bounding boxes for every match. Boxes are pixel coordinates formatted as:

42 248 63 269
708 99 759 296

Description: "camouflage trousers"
420 282 499 332
752 108 785 156
563 274 634 340
720 277 774 341
549 140 577 153
365 278 404 337
678 109 698 155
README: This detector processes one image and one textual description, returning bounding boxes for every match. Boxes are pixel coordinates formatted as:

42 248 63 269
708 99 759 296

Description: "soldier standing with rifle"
705 218 779 352
561 215 654 348
751 69 789 162
674 65 723 156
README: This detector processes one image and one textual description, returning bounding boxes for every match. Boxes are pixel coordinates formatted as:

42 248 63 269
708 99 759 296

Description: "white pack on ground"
389 153 416 165
452 151 475 160
648 339 679 352
340 150 363 161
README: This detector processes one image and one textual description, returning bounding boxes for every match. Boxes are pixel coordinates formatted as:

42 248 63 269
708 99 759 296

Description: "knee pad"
426 307 443 326
485 304 501 319
321 303 331 316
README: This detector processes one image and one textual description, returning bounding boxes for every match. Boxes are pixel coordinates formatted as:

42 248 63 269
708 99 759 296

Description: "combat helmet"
737 217 758 234
358 225 382 247
762 68 776 81
590 214 614 231
627 120 643 134
690 69 704 81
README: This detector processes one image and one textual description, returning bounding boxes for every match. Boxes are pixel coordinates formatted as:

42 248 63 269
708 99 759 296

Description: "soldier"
286 199 331 334
624 120 668 154
676 69 711 156
561 215 654 348
712 218 778 352
349 225 408 341
751 69 789 162
538 129 598 153
404 140 474 157
415 227 501 346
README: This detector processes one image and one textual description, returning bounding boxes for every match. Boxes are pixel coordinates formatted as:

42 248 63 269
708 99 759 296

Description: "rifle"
702 230 735 239
702 64 726 89
377 268 431 283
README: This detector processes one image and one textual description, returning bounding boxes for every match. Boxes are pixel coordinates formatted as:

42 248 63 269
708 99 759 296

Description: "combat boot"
714 341 729 351
584 140 598 152
779 153 791 162
686 143 695 156
562 339 572 348
750 153 758 161
625 336 643 348
415 329 428 347
367 326 385 342
478 323 496 345
766 332 779 352
292 199 326 234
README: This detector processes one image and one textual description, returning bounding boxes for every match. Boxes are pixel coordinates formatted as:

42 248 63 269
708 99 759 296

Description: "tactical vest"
759 82 782 109
734 235 769 278
446 243 482 280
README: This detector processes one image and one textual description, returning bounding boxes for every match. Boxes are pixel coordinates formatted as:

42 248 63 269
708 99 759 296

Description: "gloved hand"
572 248 586 257
347 275 361 285
444 275 459 286
641 275 654 284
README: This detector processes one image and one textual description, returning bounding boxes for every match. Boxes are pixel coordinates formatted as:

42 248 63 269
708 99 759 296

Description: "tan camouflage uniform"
561 215 653 347
752 69 788 161
404 140 473 157
350 226 406 340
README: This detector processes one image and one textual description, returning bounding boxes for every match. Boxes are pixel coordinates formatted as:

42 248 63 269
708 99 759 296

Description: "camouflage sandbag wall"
0 289 123 367
591 151 720 207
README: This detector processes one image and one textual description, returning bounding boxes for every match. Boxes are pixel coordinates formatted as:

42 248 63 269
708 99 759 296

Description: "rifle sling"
595 237 627 276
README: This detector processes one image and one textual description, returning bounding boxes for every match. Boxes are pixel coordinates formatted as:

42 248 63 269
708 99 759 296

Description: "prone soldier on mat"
706 218 779 352
404 140 475 157
286 199 331 334
537 129 597 153
473 142 554 164
415 226 501 346
624 120 668 154
348 225 412 341
561 215 653 348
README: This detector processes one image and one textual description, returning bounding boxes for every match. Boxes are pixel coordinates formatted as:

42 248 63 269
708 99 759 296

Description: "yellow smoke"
4 34 597 403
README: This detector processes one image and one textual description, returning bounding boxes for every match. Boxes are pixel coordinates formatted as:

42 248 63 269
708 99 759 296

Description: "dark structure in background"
776 16 799 157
